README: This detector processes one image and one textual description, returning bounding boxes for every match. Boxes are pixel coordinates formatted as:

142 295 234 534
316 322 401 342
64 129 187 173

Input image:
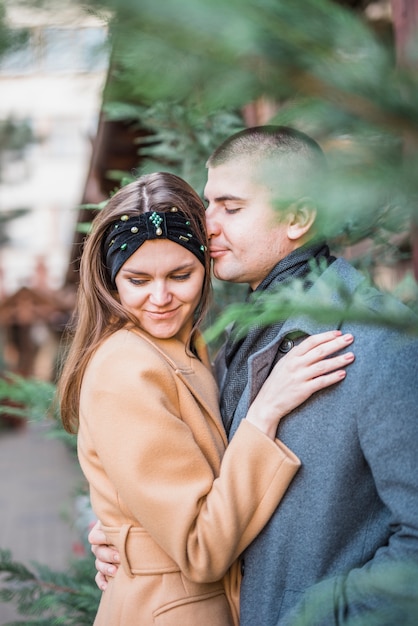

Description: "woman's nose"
149 282 172 306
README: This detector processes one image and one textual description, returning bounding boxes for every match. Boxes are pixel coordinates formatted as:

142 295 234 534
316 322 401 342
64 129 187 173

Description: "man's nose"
149 282 172 306
205 205 220 238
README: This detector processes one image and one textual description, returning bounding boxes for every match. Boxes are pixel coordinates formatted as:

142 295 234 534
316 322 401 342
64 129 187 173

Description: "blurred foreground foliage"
16 0 418 333
0 373 76 452
1 543 417 625
205 261 418 345
0 374 92 623
67 0 418 334
78 0 418 252
0 1 30 61
0 549 100 626
288 560 418 626
103 101 245 195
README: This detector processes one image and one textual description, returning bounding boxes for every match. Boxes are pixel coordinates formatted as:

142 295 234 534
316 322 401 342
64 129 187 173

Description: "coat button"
279 338 294 353
240 559 245 576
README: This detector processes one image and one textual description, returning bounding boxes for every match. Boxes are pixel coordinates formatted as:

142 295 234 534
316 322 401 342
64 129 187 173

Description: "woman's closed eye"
171 272 191 282
128 273 191 285
128 277 149 286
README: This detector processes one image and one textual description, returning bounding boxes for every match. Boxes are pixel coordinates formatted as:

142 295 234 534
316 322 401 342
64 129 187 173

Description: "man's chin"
213 268 240 284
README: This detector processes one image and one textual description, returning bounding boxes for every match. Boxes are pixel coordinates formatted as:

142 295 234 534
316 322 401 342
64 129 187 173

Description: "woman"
59 173 354 626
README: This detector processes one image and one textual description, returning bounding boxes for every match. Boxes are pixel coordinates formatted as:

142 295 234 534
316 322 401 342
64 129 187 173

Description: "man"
90 126 418 625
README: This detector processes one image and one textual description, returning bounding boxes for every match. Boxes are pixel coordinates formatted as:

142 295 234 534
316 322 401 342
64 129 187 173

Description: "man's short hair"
207 125 327 204
207 125 326 168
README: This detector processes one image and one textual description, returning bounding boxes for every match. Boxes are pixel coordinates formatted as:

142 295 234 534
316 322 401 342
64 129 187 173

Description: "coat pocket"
153 588 234 626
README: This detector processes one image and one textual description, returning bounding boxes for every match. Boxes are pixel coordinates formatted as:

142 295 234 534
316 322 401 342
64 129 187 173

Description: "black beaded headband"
104 208 207 285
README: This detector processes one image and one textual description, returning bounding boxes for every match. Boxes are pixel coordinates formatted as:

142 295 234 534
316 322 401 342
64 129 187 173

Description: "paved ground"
0 420 85 624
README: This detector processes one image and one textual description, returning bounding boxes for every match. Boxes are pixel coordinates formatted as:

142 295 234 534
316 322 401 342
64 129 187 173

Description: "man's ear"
287 198 316 241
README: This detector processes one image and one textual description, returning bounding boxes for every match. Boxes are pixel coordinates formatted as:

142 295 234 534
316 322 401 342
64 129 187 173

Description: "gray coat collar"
244 258 366 411
279 257 366 339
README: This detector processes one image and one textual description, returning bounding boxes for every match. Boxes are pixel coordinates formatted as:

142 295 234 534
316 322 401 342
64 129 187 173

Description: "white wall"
0 2 108 293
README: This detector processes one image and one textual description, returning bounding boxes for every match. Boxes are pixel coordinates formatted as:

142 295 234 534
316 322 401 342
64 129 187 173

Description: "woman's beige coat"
78 326 300 626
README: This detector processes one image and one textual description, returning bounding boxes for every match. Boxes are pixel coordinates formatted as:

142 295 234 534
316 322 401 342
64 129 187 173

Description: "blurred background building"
0 1 108 379
0 6 108 616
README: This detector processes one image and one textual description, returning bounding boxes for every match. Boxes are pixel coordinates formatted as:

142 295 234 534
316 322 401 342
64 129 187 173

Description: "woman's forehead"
122 239 198 269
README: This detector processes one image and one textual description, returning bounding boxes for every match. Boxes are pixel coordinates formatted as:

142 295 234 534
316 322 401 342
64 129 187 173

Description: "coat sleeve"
284 326 418 626
80 337 300 583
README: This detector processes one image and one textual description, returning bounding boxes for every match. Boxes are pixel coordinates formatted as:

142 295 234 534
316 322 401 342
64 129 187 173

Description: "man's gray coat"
219 258 418 626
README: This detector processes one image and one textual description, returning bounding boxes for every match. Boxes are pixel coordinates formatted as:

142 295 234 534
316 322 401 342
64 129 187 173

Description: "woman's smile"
115 239 205 343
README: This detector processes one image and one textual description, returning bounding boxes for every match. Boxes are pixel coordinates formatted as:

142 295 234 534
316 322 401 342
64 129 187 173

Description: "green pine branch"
0 549 100 625
0 373 77 453
204 267 418 345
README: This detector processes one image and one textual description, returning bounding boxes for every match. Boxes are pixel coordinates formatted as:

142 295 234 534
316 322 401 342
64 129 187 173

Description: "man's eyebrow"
203 194 245 203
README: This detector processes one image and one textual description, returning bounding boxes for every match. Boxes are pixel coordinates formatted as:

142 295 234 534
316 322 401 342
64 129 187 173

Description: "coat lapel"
129 327 227 446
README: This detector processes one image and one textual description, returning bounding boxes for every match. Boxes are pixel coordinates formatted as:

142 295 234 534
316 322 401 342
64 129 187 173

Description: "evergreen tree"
74 0 418 332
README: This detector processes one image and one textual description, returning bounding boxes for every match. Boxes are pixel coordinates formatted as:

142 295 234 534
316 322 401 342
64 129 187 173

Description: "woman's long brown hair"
58 172 211 433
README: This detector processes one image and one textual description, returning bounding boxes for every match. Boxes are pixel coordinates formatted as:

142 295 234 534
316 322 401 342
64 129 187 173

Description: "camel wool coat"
77 326 300 626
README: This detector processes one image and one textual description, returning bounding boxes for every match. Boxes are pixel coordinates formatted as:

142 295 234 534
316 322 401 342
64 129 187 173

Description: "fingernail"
107 566 116 575
344 352 354 360
343 334 353 342
113 553 120 563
